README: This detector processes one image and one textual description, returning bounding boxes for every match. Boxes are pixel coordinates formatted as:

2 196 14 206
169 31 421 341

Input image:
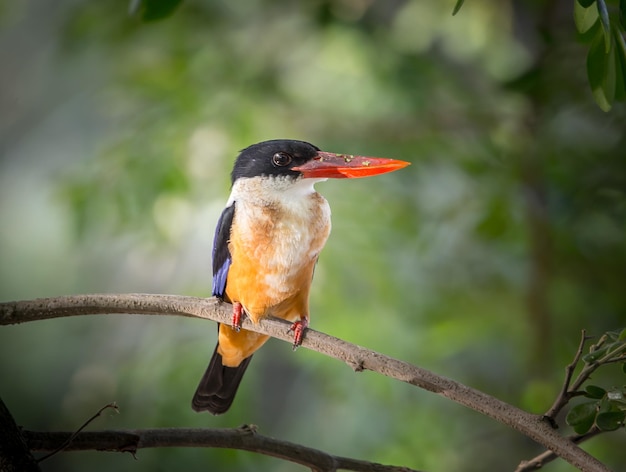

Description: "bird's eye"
272 152 292 167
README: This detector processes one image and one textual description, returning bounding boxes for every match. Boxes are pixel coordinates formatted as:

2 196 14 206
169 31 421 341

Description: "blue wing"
212 203 236 299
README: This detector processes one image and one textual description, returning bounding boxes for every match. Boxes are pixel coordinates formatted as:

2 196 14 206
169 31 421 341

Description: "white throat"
227 176 327 207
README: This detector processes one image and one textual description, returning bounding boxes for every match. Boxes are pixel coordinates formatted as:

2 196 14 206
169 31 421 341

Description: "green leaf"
583 344 610 363
130 0 183 22
604 31 617 103
599 396 613 413
566 402 598 434
585 385 607 399
587 28 613 111
452 0 466 16
577 0 596 8
620 0 626 30
596 411 625 431
615 44 626 100
619 328 626 342
574 1 599 34
597 0 611 52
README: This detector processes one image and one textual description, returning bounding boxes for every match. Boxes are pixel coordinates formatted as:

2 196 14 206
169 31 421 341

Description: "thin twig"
36 403 119 463
0 294 612 472
25 426 419 472
603 355 626 365
570 340 626 395
544 330 588 422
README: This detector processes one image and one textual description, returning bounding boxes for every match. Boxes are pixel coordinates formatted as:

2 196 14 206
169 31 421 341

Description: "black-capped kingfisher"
191 139 410 414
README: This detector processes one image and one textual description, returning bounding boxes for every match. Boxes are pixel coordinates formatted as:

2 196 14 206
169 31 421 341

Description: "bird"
191 139 410 414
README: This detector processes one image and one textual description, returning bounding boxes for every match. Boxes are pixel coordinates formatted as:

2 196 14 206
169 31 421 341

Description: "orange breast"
217 190 331 366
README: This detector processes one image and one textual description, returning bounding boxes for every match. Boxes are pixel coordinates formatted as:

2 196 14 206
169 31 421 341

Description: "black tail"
191 346 253 414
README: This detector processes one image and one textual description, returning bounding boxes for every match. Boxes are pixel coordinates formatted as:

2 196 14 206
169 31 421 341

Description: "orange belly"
217 195 330 367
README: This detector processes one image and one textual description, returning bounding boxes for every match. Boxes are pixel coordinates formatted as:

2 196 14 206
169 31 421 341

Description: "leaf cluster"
566 330 626 434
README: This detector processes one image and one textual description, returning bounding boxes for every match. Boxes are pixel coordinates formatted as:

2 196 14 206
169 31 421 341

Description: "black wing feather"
212 203 235 298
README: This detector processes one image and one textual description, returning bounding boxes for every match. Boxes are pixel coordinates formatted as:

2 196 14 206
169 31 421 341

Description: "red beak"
292 151 410 179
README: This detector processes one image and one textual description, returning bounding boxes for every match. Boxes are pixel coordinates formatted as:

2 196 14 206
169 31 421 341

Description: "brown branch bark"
0 294 612 472
544 330 589 422
515 428 605 472
24 425 418 472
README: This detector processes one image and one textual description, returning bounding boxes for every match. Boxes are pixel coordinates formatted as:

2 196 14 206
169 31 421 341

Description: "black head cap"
231 139 321 184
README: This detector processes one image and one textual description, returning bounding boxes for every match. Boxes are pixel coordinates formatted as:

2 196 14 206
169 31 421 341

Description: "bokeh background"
1 1 625 471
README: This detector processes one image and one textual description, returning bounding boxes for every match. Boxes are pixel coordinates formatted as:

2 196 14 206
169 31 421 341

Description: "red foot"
231 302 243 332
288 317 309 350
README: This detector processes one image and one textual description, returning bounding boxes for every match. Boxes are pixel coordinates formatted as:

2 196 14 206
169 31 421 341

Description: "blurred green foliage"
1 1 626 471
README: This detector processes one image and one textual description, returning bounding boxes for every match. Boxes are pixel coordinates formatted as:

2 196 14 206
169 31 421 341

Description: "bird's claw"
232 302 244 332
288 318 309 350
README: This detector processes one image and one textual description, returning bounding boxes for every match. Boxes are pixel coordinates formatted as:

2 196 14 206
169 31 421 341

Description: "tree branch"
515 427 605 472
544 330 589 422
0 294 611 472
24 425 419 472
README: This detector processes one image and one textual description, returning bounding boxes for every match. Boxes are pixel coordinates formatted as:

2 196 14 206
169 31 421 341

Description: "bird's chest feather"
226 189 331 318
